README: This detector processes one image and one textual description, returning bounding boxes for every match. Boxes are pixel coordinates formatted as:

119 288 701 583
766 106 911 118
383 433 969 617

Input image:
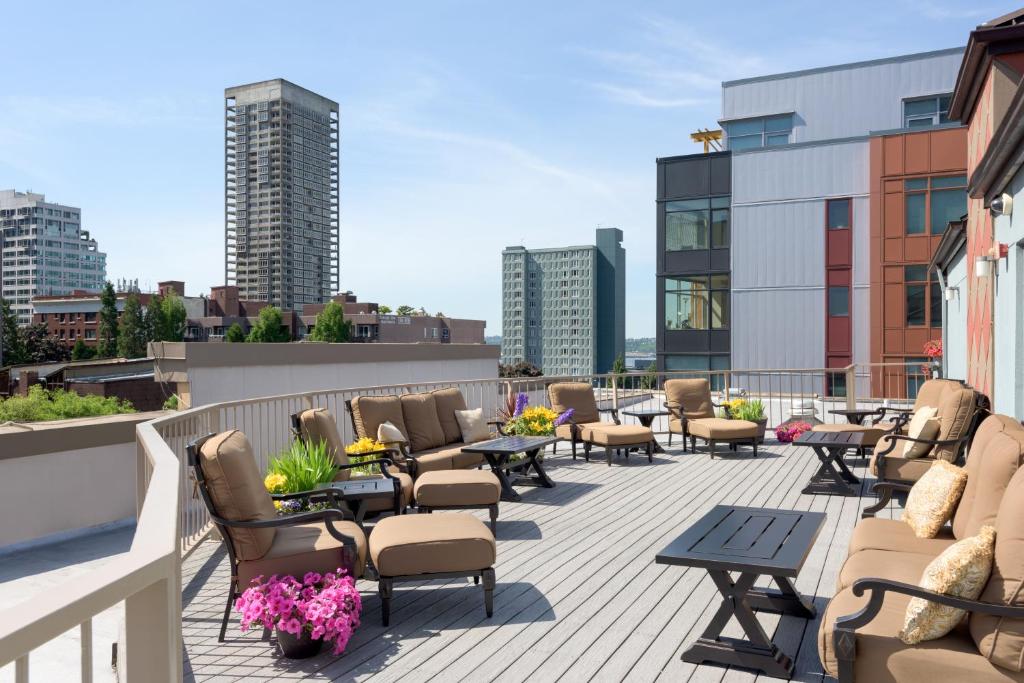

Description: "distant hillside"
625 337 655 354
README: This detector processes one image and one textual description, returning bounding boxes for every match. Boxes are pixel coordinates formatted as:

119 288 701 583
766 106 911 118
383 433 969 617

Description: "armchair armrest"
874 431 967 457
337 455 398 480
869 481 913 496
599 407 621 424
488 419 508 436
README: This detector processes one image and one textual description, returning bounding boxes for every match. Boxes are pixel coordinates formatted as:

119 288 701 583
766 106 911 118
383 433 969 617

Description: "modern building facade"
0 190 106 325
225 79 339 311
501 228 625 376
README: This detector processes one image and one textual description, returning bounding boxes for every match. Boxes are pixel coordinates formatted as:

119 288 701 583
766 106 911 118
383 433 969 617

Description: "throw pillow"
455 408 491 444
903 460 968 538
377 421 407 445
900 526 996 644
903 406 939 458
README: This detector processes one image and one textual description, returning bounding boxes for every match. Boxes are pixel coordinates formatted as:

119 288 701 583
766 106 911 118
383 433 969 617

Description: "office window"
665 200 708 251
827 198 851 229
930 281 942 328
906 282 927 326
710 274 729 329
905 182 927 234
930 176 968 234
903 94 952 128
711 196 730 248
828 286 849 316
725 114 793 151
665 277 708 330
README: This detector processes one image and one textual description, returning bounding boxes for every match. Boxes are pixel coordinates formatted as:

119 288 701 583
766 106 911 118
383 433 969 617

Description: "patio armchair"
548 381 654 465
663 378 758 458
292 407 411 517
187 430 367 642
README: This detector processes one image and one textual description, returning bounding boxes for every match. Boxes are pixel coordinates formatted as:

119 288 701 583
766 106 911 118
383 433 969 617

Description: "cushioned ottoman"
583 424 654 466
413 470 502 533
686 418 759 458
369 513 496 626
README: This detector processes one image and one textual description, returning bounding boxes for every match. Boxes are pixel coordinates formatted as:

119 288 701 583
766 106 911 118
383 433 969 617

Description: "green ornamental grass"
266 438 339 493
0 385 135 422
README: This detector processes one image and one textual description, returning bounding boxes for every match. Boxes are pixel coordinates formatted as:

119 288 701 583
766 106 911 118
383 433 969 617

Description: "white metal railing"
0 361 932 682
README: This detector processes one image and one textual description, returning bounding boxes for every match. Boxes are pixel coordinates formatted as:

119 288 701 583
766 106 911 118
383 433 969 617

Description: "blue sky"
0 1 992 337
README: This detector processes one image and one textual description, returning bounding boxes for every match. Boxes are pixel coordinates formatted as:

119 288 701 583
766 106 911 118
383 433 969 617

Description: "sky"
0 1 995 337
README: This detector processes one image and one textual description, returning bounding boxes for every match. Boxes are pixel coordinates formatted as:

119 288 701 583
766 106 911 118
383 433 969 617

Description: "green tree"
1 298 25 366
640 362 658 390
71 339 96 361
96 282 119 358
307 301 351 343
607 353 627 389
117 294 148 359
378 305 392 315
395 305 415 316
18 324 70 363
158 291 187 342
224 322 246 343
246 306 290 343
145 294 165 342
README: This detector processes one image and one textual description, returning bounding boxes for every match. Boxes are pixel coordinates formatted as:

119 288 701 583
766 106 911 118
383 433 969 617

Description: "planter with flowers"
499 392 574 461
719 398 768 444
775 422 812 443
264 439 340 515
923 339 943 378
235 570 361 659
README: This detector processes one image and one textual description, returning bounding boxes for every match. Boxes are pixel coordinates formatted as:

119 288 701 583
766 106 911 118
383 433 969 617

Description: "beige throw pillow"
376 421 407 445
903 407 939 458
455 408 491 444
903 460 968 538
900 526 996 644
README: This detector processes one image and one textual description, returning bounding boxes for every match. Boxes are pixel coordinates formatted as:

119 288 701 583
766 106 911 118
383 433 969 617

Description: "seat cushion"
549 383 601 424
870 451 935 481
584 424 653 446
819 585 1023 682
414 470 501 506
555 421 603 441
410 445 457 473
452 448 486 470
848 518 956 556
933 387 977 462
664 379 715 419
837 548 936 592
953 415 1024 540
369 513 496 577
199 430 277 561
237 520 367 587
431 388 468 444
687 417 758 440
351 395 407 441
814 422 888 446
401 393 446 452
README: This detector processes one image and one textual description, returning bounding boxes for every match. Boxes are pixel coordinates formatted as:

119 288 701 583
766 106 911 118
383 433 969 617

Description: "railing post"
612 374 619 411
122 570 181 683
845 365 857 411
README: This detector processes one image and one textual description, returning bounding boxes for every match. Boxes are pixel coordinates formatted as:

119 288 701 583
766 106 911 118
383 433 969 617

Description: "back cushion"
954 415 1024 540
350 395 406 441
400 393 446 452
971 465 1024 671
914 378 961 412
548 383 600 424
198 430 277 561
665 379 715 419
933 387 977 462
298 408 349 480
431 388 468 444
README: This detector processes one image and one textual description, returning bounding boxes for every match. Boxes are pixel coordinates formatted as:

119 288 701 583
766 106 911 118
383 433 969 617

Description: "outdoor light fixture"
944 286 959 301
976 256 994 278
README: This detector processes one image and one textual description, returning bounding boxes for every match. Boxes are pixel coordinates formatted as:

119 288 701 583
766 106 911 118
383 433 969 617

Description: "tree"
71 339 96 361
117 294 148 359
159 291 187 342
145 294 166 343
498 361 543 378
434 311 446 318
378 305 392 315
96 282 119 358
246 306 290 343
640 362 658 390
395 305 416 316
307 301 351 343
224 323 246 343
1 298 25 366
607 353 627 388
18 324 70 363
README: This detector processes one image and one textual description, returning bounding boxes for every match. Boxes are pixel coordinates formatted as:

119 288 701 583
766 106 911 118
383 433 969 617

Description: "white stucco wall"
993 170 1024 420
943 250 968 383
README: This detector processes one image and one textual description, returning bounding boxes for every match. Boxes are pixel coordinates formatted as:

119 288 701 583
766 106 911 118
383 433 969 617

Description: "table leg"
682 570 794 677
525 448 555 488
637 415 666 453
484 453 521 502
802 445 858 496
745 575 817 618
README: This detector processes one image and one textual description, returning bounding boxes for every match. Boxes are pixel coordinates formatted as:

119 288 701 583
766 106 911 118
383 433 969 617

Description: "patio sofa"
664 378 758 457
548 382 654 466
818 414 1024 682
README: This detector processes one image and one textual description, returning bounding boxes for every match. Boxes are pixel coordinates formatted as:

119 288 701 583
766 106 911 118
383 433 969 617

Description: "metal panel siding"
731 201 825 290
731 141 869 204
853 284 870 366
852 196 871 287
722 51 963 143
732 289 825 369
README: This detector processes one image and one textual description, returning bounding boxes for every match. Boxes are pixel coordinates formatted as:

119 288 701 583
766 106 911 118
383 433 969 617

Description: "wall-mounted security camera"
990 193 1013 218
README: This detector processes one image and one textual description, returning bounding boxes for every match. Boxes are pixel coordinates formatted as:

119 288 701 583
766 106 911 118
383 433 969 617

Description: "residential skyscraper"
0 190 107 325
225 79 339 310
501 228 625 376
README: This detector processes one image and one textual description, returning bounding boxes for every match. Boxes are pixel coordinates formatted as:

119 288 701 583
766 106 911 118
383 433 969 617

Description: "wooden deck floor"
181 436 897 682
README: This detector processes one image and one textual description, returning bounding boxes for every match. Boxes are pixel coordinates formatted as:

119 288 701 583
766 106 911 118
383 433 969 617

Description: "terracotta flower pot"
276 628 324 659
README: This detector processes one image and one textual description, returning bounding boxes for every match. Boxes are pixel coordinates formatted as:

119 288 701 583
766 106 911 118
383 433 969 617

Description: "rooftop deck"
182 434 896 682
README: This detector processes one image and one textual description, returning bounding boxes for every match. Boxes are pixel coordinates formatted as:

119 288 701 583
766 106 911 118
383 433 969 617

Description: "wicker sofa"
818 414 1024 682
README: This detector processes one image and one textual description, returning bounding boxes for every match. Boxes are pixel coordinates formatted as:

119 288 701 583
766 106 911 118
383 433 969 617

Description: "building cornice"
950 15 1024 121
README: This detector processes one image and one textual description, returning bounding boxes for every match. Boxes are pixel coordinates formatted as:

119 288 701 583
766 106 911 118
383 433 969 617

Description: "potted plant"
500 392 574 461
723 399 768 443
264 439 339 515
235 570 362 658
775 421 812 443
923 339 943 378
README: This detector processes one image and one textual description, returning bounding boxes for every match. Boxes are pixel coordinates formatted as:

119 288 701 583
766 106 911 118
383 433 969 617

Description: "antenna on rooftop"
690 128 723 153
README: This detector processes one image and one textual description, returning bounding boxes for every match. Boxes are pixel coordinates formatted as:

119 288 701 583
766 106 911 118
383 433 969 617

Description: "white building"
0 190 107 325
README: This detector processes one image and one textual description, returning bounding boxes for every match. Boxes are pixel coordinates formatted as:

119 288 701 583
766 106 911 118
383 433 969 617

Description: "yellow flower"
273 500 283 511
264 473 287 494
346 437 386 454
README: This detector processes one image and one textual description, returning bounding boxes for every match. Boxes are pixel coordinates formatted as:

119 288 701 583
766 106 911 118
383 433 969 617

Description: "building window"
665 275 729 330
828 286 850 316
905 266 928 327
827 198 851 229
903 94 952 128
725 114 793 151
904 176 967 235
665 196 729 252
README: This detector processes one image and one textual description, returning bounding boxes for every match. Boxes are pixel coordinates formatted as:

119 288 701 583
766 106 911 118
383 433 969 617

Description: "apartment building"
301 292 486 344
657 48 968 396
501 228 625 376
0 190 106 325
225 79 340 310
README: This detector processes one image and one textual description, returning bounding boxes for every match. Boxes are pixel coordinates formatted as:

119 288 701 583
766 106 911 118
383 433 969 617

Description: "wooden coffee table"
461 435 558 502
793 430 864 496
656 505 825 677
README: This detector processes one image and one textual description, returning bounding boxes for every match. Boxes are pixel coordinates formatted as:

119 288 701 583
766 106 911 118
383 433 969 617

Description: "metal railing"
0 361 932 682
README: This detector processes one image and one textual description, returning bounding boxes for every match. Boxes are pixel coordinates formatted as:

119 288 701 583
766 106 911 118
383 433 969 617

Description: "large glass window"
827 198 851 229
725 114 793 151
665 275 730 330
905 181 927 235
828 286 850 316
666 196 729 251
711 196 730 248
904 176 967 235
903 94 952 128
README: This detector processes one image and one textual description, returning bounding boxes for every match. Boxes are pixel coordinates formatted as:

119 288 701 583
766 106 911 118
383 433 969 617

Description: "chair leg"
379 577 394 627
709 440 715 459
219 586 235 643
647 441 653 463
482 568 495 617
862 486 893 519
690 435 696 453
752 440 758 457
489 504 498 535
571 439 577 459
668 431 672 447
584 442 591 462
552 442 557 455
606 446 612 466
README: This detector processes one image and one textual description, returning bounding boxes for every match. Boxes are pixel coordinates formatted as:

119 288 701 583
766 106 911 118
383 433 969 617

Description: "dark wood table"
461 435 559 502
622 408 669 453
319 477 400 525
828 408 879 426
656 505 826 677
792 430 864 496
